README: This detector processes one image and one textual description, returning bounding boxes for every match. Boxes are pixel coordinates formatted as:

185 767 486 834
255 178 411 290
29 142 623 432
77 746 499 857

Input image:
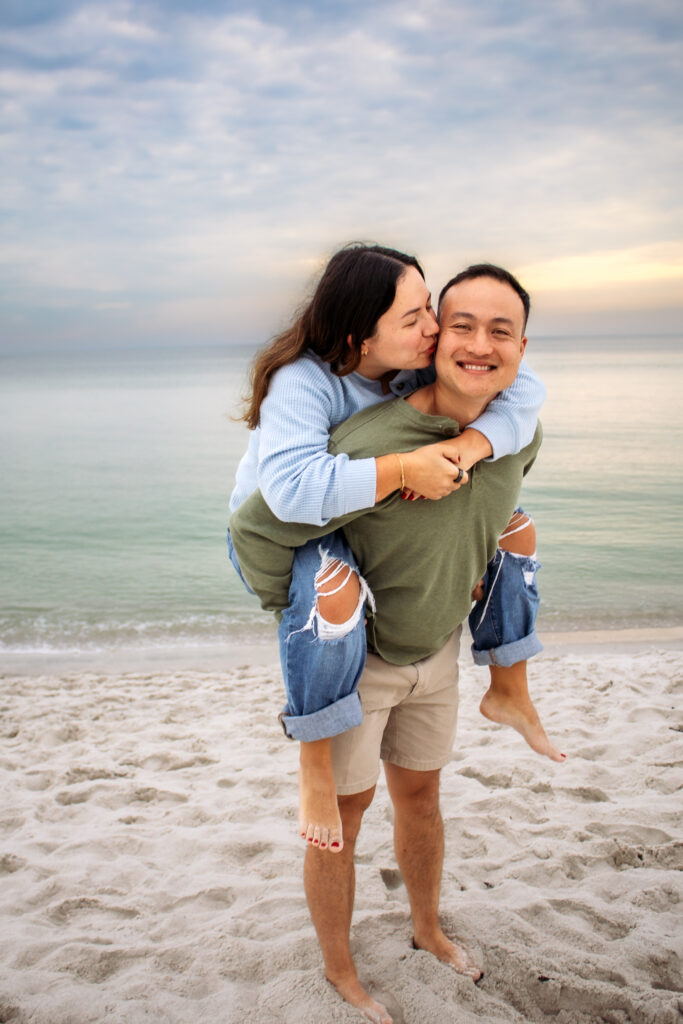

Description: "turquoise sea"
1 338 682 658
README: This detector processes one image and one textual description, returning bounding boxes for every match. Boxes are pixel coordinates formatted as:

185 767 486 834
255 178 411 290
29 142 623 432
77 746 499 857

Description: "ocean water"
1 338 682 658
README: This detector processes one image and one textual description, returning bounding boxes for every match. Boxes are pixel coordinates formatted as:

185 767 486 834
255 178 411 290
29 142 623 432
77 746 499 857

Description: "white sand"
1 633 681 1023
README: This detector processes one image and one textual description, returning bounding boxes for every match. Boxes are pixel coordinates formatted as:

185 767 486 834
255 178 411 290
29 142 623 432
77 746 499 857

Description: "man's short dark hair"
438 264 530 330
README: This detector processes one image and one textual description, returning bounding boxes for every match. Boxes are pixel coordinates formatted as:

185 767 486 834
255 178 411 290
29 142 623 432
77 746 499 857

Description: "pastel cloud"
0 0 681 348
519 243 683 294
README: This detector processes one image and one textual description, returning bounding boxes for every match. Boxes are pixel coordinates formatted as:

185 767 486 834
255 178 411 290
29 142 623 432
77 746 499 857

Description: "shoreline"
539 623 683 652
1 625 682 677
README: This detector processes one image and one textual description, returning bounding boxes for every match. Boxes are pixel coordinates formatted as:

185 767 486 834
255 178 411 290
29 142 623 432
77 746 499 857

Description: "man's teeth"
460 363 492 371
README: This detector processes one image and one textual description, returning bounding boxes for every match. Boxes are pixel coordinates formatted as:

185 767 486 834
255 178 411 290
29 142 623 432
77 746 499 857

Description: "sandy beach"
1 630 681 1024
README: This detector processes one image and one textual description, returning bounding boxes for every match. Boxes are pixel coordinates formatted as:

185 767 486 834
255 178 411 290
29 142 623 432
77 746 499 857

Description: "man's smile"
456 361 496 372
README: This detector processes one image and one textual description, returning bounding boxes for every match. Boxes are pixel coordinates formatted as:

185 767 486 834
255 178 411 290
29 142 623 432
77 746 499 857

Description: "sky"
1 0 682 351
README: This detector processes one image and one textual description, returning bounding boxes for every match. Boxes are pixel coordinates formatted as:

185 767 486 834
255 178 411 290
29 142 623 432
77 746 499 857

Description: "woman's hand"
400 442 469 500
375 443 468 503
399 427 492 501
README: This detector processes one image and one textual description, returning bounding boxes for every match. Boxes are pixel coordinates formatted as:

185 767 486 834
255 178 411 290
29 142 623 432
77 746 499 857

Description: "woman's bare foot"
480 683 566 762
412 931 483 981
327 974 393 1023
299 739 343 852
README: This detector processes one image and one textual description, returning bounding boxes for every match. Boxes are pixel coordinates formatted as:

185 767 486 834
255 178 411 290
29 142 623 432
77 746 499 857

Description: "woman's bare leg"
298 561 362 852
478 512 566 763
299 738 343 850
480 662 565 761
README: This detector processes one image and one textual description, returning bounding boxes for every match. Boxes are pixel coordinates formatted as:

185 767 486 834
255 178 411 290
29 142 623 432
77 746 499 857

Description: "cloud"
519 242 683 293
0 0 681 348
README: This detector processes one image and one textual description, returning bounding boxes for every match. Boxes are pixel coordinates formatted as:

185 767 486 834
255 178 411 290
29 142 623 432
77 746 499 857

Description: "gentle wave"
0 604 668 656
0 611 273 653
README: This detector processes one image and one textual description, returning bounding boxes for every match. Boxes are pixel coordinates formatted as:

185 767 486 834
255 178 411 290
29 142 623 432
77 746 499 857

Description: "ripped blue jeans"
227 529 370 741
227 510 542 742
468 506 543 667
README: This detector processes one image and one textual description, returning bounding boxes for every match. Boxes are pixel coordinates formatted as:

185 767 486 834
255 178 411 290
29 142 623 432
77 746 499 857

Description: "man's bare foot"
327 974 393 1024
299 739 343 852
412 932 483 981
479 686 566 762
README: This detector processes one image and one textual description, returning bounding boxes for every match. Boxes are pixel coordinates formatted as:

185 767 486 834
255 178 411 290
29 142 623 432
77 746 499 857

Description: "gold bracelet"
396 453 405 491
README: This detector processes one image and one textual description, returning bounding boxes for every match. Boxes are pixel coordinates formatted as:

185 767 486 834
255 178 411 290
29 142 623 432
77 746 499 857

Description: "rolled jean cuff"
471 629 543 667
280 691 363 742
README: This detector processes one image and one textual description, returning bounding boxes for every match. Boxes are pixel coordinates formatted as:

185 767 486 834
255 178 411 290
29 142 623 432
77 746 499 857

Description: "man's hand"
400 441 469 501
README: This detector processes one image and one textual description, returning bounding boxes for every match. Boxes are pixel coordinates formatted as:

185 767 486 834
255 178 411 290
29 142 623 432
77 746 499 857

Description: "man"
230 265 541 1024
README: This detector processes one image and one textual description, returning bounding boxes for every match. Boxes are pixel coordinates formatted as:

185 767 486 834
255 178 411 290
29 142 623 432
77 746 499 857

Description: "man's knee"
385 766 441 819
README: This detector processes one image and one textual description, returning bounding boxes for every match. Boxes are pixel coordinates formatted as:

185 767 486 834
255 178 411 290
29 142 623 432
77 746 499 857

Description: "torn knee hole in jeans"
315 550 375 640
289 544 375 642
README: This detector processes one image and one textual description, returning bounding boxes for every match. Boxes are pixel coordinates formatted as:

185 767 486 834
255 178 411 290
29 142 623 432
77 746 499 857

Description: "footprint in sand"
48 896 140 922
130 786 188 804
0 814 26 835
608 839 683 871
584 822 674 845
45 723 82 745
647 949 683 994
456 766 518 789
170 887 237 910
216 776 238 789
65 767 129 783
55 788 92 806
0 853 25 874
561 785 610 803
57 947 145 984
231 840 274 864
546 897 634 940
532 972 679 1022
380 867 403 891
139 753 218 772
23 771 54 791
630 884 680 911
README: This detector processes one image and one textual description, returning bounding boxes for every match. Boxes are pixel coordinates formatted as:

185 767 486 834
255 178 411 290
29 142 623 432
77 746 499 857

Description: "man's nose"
466 327 492 353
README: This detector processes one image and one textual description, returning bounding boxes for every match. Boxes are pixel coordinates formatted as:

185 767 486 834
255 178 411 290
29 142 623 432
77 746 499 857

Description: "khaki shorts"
332 627 461 795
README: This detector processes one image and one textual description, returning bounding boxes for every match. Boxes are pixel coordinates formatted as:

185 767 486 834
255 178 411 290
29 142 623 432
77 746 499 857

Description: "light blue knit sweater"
229 351 545 526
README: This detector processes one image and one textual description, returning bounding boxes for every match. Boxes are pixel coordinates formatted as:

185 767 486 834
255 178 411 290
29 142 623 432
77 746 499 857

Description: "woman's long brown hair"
242 243 423 429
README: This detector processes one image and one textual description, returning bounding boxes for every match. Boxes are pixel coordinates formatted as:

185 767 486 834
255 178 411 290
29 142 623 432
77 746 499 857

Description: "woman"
228 243 547 852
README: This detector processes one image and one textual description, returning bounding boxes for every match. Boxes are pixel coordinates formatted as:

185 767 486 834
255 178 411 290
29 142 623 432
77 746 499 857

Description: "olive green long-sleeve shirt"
230 398 541 665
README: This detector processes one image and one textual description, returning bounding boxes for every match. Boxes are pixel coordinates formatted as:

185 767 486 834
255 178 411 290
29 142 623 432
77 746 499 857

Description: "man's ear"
520 336 528 356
